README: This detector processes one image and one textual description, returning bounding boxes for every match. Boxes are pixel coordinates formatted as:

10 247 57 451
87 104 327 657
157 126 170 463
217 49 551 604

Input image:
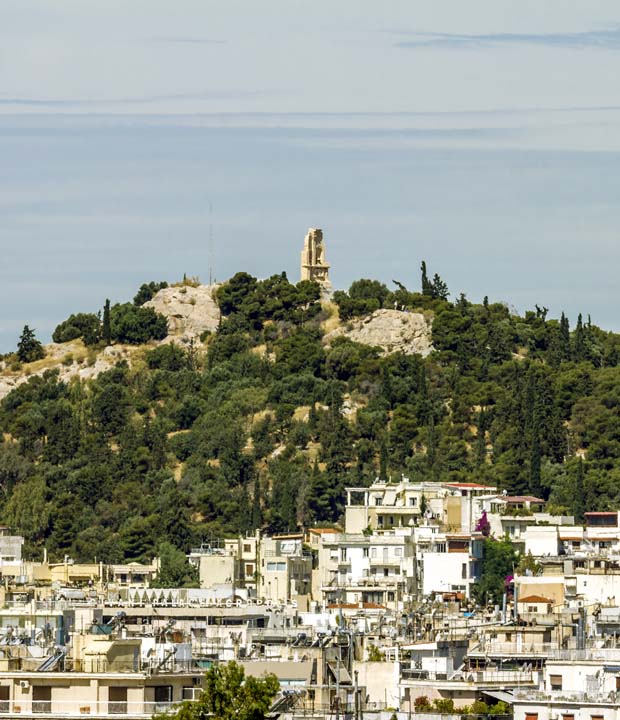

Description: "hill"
1 269 619 563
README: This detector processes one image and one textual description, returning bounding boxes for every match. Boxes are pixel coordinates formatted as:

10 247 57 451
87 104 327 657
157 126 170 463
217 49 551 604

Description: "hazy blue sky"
2 1 620 351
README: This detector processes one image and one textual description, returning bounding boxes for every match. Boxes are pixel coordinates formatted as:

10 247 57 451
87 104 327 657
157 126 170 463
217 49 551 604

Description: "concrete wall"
422 553 468 596
199 554 235 589
353 660 400 707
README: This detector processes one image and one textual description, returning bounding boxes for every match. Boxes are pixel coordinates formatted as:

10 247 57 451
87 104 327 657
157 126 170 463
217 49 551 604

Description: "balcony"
0 700 183 718
369 557 402 567
400 668 536 686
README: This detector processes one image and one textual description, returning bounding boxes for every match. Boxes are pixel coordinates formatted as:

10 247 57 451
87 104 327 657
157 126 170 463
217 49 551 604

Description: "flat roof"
444 482 495 489
309 527 342 534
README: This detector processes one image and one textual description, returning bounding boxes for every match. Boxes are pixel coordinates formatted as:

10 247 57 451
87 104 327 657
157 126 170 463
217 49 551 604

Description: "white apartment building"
313 530 416 610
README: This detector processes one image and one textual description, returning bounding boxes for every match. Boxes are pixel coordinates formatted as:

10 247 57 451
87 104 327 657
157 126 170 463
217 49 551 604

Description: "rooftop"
518 595 552 604
502 495 545 504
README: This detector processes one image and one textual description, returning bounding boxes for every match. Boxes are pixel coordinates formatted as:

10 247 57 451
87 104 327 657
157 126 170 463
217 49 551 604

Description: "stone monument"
300 228 332 295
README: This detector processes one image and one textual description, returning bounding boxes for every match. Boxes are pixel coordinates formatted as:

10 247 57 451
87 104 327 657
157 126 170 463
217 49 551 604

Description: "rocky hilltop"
144 284 221 343
324 308 433 356
0 285 434 401
0 344 131 401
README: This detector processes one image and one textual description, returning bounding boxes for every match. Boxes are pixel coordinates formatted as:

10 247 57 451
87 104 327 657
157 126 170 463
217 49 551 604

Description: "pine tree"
16 325 45 363
430 273 449 300
102 299 112 346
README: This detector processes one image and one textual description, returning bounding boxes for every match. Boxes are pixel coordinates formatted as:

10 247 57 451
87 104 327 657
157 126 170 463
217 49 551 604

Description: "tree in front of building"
166 662 279 720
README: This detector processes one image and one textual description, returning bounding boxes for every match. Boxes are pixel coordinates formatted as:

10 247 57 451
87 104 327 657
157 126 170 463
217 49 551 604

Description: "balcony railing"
400 668 536 685
0 700 179 718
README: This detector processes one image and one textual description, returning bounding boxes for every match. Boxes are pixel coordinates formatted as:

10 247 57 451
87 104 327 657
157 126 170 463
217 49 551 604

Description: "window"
591 716 604 720
266 562 286 572
384 568 389 577
371 548 377 558
524 714 538 720
109 687 127 715
387 592 395 602
0 687 8 714
409 497 417 507
389 516 394 525
375 497 383 506
461 563 467 579
340 548 347 561
616 676 620 691
245 564 254 576
394 547 403 557
154 686 173 713
363 548 369 557
33 687 52 714
549 674 563 691
562 715 575 720
243 544 251 553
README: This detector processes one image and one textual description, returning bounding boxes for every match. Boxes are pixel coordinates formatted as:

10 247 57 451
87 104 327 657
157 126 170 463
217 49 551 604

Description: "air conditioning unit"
19 680 29 689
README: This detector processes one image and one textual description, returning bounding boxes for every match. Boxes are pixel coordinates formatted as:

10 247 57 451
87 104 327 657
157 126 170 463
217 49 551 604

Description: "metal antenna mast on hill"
208 203 215 286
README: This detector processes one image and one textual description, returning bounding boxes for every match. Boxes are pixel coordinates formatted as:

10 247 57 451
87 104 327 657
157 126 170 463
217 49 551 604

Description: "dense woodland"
2 266 620 569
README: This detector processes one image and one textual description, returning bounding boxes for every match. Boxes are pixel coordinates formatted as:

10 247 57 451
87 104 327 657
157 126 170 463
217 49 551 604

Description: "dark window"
109 687 127 715
33 687 51 714
550 674 562 690
154 686 173 712
0 686 9 713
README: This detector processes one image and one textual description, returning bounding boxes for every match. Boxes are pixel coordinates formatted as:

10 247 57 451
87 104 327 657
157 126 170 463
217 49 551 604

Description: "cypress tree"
420 261 432 296
573 460 585 522
559 312 571 360
379 434 389 482
102 299 112 346
475 410 487 466
251 473 262 530
573 313 586 362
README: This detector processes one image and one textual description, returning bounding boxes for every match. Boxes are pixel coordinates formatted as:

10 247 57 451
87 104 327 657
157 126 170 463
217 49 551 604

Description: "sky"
1 1 620 351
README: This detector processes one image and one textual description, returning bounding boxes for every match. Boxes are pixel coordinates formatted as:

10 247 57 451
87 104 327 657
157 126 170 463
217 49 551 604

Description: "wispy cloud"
149 36 226 45
0 90 267 107
394 27 620 50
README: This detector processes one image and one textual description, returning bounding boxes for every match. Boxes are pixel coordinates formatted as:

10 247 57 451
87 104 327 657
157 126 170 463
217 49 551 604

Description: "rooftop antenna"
208 202 215 286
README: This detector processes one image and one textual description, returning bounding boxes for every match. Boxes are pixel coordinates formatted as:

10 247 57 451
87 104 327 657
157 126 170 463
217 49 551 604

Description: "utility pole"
335 656 340 720
208 202 215 286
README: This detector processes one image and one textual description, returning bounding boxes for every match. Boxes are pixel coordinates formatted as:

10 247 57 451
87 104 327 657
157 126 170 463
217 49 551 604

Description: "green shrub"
52 313 100 345
110 303 168 344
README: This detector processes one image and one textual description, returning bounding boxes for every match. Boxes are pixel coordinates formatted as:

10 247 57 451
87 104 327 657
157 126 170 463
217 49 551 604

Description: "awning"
327 662 352 684
382 490 397 506
481 690 514 704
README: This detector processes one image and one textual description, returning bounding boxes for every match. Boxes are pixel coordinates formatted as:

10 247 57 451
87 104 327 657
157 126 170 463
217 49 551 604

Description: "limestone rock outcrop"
144 284 221 342
324 308 433 357
0 344 129 401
